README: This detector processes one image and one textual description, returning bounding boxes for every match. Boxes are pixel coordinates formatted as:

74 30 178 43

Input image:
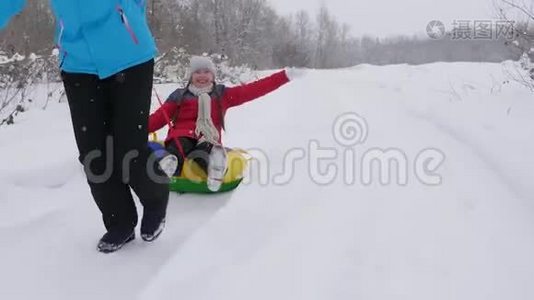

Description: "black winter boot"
97 228 136 253
141 212 166 242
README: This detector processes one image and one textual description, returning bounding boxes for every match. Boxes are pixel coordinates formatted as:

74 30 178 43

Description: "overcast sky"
268 0 498 38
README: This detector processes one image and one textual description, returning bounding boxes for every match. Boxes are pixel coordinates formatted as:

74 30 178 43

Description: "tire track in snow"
405 108 533 205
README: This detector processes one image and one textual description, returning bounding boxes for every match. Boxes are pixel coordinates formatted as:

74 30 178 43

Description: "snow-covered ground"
1 62 534 300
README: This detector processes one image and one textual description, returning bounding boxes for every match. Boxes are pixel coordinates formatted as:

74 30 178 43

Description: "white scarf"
188 83 220 145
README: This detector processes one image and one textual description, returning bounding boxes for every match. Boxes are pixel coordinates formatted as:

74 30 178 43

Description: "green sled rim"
169 177 244 194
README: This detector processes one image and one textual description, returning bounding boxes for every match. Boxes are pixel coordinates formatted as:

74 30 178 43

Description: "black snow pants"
62 59 169 232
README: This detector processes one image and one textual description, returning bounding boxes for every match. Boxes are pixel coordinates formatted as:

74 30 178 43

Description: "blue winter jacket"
0 0 158 79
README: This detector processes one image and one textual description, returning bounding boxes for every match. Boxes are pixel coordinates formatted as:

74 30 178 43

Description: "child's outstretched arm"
223 70 291 108
148 101 179 133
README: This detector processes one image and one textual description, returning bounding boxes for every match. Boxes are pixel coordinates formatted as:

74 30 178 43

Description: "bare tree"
496 0 534 90
294 10 313 66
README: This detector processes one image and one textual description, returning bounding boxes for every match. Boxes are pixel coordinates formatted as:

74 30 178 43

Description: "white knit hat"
188 56 216 79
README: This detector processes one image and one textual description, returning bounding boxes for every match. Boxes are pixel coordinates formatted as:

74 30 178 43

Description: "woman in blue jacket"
1 0 169 253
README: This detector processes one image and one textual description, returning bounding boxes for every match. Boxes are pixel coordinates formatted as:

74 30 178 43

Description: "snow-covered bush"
0 51 60 126
498 1 534 92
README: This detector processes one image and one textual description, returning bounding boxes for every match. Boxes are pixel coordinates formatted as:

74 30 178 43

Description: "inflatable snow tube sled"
148 140 250 194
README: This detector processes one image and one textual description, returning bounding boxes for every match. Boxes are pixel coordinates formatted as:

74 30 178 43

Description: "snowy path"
1 62 534 300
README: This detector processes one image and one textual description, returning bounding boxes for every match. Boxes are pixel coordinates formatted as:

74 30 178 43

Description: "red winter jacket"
149 70 290 144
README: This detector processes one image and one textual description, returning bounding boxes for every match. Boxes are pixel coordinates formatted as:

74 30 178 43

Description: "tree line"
0 0 522 69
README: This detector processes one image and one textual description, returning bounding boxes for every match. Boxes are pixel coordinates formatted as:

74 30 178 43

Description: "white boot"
159 154 178 178
207 145 227 192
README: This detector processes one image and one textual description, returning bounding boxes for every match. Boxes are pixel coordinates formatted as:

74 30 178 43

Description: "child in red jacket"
150 56 299 191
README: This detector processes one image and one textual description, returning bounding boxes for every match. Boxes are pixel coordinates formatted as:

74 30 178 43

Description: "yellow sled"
149 134 250 194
